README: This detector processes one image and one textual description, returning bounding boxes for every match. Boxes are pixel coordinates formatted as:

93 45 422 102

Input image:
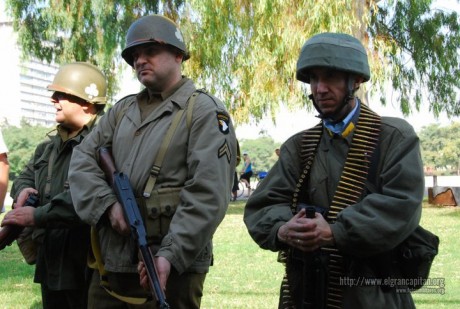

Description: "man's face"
309 67 356 120
131 44 182 92
51 92 88 129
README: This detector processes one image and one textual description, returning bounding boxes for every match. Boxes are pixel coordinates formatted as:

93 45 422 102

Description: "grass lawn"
0 202 458 308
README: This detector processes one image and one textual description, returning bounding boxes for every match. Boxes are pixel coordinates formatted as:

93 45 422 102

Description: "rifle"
292 204 328 309
98 147 170 309
0 193 39 251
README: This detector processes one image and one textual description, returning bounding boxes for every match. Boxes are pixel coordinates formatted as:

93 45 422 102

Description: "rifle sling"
143 90 201 198
89 228 149 304
44 146 56 198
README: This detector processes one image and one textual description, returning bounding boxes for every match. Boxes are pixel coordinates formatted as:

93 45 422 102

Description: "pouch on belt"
139 187 182 246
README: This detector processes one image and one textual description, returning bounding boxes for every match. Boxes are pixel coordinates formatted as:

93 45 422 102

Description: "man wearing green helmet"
244 33 424 308
2 62 107 308
69 14 237 308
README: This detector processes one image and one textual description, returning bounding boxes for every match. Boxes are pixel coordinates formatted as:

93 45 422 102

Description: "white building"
0 0 58 127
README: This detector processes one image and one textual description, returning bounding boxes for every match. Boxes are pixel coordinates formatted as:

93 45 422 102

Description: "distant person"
240 152 253 194
1 62 107 309
275 148 280 157
232 140 242 201
244 33 424 309
0 129 9 213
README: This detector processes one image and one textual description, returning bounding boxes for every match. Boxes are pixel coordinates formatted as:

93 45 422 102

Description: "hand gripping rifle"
99 147 170 309
0 193 39 251
292 204 328 309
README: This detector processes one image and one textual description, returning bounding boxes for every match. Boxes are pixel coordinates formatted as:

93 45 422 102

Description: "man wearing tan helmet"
1 62 107 309
69 15 237 308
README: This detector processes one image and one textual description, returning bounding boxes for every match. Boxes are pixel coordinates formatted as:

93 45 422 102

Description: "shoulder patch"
217 112 230 135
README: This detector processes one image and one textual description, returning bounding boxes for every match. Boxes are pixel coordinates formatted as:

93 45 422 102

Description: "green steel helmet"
47 62 107 104
296 33 370 83
121 14 190 66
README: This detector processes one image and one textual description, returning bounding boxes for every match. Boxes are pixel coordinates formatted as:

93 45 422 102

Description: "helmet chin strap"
310 76 358 123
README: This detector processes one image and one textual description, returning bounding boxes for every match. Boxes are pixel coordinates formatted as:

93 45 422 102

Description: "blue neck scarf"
324 99 359 135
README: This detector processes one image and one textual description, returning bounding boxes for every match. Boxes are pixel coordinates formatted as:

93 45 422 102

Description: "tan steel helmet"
121 14 190 66
47 62 107 104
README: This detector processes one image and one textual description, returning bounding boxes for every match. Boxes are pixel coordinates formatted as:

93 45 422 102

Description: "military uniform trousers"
88 268 206 309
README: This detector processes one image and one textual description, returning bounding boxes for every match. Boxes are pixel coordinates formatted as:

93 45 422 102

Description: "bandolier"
279 103 381 309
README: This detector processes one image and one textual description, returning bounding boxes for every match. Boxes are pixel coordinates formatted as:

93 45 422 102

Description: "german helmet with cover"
296 33 370 83
121 14 190 66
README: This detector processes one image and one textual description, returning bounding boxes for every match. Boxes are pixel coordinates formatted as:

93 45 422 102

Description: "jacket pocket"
141 187 182 244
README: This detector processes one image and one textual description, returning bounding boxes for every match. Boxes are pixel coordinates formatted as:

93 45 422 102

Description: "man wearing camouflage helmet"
244 33 423 308
1 62 107 308
69 15 237 308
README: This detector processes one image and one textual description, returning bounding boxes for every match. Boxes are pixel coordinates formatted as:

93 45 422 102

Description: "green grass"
201 203 283 308
413 205 460 308
1 203 458 308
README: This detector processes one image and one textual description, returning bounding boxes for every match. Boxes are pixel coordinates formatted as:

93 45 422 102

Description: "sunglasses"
51 92 87 104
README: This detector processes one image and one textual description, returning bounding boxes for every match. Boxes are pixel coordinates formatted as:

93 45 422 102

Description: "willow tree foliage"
419 122 460 174
5 0 460 124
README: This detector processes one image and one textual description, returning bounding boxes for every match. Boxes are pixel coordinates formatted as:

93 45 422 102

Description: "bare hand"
107 202 130 235
277 209 334 252
138 256 171 293
1 206 36 227
138 261 148 290
14 188 38 208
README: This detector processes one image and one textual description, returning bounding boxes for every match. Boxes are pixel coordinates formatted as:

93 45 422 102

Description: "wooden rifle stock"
98 147 169 309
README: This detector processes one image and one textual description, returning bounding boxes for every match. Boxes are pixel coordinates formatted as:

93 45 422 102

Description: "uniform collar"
147 76 188 102
324 99 360 138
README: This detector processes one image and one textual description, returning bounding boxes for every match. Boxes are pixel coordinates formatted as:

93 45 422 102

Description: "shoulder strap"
143 90 201 197
44 149 56 197
186 90 201 130
115 106 128 125
43 132 59 197
115 96 137 126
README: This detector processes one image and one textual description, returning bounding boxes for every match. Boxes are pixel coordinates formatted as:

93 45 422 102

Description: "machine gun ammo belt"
281 103 381 309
